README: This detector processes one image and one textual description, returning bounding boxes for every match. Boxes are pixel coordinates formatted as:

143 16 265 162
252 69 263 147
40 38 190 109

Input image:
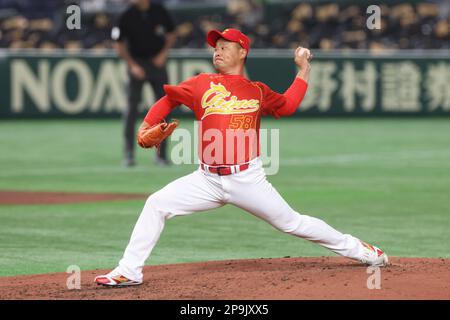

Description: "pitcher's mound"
0 257 448 299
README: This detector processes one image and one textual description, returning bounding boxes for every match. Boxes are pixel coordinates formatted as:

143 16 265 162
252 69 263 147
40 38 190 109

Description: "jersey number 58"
229 115 254 130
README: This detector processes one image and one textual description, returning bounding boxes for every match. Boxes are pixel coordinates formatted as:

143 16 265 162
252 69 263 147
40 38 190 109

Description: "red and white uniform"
114 74 369 282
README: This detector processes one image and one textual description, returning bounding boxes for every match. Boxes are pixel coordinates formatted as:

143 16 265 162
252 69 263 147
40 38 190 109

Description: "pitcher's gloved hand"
137 119 179 149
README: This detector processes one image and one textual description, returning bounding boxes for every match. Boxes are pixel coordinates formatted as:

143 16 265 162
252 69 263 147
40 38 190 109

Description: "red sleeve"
144 75 200 126
260 77 308 118
144 96 178 126
162 75 199 109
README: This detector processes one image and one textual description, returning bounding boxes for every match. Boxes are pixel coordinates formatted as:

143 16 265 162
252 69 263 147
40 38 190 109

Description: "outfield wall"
0 49 449 118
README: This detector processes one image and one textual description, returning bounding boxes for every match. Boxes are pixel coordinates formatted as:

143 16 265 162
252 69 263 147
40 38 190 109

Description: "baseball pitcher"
95 28 388 286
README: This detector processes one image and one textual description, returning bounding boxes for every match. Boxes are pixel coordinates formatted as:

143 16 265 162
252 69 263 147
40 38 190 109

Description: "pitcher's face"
213 39 246 71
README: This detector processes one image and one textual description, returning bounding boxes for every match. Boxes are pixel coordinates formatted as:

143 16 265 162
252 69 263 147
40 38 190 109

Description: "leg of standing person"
147 60 170 165
124 68 144 167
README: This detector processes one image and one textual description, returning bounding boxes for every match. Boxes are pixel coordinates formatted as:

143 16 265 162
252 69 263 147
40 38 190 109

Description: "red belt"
200 163 250 176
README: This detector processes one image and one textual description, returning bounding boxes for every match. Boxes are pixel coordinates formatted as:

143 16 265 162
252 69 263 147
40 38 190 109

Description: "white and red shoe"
94 270 142 287
358 241 389 267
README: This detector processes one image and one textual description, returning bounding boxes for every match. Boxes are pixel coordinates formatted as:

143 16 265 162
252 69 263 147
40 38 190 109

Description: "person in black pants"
112 0 176 167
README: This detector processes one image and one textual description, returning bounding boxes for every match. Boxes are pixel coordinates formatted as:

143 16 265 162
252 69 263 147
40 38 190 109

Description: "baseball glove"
137 120 179 149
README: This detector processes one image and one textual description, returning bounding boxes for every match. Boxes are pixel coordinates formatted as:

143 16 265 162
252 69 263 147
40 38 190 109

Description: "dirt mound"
0 257 448 300
0 191 147 205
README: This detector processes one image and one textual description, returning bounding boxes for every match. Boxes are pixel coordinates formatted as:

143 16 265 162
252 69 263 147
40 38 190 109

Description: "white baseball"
296 47 311 59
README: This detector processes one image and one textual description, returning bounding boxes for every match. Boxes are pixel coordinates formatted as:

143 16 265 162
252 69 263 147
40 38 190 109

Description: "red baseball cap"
207 28 250 55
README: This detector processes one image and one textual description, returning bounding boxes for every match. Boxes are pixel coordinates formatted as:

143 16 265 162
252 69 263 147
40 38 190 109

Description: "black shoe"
124 158 136 167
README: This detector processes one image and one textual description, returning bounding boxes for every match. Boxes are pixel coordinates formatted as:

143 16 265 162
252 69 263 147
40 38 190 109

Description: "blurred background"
0 1 449 277
1 0 449 51
1 0 449 118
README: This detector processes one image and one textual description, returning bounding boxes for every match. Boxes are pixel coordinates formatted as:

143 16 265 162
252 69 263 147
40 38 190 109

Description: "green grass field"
0 118 449 277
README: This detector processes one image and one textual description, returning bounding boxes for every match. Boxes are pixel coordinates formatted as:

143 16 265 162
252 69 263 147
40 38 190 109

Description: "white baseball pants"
116 158 365 282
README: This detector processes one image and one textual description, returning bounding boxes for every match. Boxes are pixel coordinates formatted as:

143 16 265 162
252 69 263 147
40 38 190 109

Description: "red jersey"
145 73 308 166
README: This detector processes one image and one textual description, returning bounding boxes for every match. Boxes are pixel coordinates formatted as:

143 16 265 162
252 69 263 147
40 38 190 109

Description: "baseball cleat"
358 241 389 267
94 272 142 287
